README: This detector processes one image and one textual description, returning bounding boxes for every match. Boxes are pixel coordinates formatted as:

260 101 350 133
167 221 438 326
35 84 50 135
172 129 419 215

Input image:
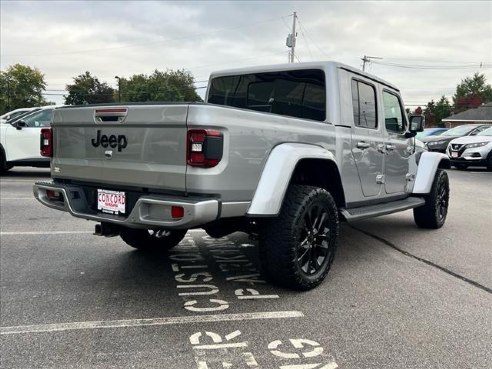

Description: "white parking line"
0 231 94 235
1 311 304 335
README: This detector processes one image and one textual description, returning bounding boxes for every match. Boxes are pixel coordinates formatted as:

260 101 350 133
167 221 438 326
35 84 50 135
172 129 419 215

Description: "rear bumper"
33 182 219 230
8 158 50 167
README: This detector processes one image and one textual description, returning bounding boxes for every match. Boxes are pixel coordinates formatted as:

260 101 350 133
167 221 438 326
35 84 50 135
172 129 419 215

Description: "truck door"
382 91 411 194
350 79 385 197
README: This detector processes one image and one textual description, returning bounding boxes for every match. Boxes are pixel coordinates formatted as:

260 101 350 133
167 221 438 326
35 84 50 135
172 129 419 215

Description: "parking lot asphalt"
1 168 491 369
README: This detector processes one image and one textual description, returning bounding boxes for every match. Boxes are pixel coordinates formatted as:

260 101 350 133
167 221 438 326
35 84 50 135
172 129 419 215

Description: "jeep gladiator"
33 62 450 290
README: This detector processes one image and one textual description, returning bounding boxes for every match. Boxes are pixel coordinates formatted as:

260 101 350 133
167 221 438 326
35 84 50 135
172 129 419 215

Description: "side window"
23 109 53 127
247 81 274 111
303 83 325 121
351 79 377 129
208 69 326 121
208 75 248 108
383 91 405 133
471 126 489 135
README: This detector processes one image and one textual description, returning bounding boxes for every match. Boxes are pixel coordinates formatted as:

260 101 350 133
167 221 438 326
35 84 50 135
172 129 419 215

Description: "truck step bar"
340 197 426 222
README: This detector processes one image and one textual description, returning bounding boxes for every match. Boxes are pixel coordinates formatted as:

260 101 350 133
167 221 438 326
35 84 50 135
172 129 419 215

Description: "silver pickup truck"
34 61 450 290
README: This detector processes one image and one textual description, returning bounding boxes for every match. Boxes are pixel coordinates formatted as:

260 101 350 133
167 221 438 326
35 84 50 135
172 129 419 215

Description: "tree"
119 69 202 103
424 96 452 127
453 73 492 113
0 64 49 114
65 72 114 105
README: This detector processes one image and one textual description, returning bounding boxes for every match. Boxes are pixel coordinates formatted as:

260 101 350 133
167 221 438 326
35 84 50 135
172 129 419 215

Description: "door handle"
357 141 370 149
386 144 396 151
377 143 385 153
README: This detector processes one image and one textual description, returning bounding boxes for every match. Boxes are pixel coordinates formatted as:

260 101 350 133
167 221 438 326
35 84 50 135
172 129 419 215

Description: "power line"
383 57 492 64
296 19 329 58
372 60 492 70
280 15 292 32
3 15 291 58
296 14 314 60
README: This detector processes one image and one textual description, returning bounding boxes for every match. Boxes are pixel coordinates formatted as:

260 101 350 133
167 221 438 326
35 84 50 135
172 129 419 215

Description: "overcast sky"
1 0 491 107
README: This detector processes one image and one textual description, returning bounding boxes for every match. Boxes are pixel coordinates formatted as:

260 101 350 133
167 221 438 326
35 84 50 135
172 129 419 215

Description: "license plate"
451 152 458 158
97 189 126 215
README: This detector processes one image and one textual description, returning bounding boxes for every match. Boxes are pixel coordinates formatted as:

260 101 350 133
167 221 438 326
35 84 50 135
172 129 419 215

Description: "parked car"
0 106 59 173
2 108 42 125
0 107 39 124
447 126 492 170
419 124 491 153
416 127 448 139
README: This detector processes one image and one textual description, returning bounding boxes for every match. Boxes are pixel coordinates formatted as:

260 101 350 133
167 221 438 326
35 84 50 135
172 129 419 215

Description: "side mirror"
404 115 425 138
409 115 424 132
14 120 27 130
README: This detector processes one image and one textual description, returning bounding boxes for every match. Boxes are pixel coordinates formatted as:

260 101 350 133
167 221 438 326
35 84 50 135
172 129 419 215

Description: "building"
442 102 492 128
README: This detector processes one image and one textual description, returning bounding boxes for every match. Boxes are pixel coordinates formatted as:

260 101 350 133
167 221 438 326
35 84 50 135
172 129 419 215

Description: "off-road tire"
0 149 12 174
413 169 449 229
487 152 492 171
120 228 187 251
259 185 339 291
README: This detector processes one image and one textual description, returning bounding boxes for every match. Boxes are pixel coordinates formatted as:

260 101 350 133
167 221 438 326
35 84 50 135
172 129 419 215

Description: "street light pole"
114 76 121 102
7 78 10 111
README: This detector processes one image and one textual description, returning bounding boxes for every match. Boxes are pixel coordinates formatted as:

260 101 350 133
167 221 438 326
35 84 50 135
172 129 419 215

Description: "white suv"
0 106 58 173
0 107 39 124
447 126 492 170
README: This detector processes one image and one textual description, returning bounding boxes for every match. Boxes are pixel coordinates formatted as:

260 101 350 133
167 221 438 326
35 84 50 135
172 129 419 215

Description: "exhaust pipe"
94 222 121 237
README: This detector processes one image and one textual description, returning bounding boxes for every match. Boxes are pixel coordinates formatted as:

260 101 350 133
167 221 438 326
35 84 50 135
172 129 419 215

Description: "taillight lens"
171 206 184 219
40 128 53 157
187 129 223 167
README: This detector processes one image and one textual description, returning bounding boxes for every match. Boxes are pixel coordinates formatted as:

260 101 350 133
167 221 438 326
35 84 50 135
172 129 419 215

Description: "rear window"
208 69 326 121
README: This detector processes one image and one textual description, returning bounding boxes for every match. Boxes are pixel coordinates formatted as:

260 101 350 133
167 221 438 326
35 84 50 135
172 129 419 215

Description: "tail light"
40 128 53 157
187 129 223 168
171 206 184 219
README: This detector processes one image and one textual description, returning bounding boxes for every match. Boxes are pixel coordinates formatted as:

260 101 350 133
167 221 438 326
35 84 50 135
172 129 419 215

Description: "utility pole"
361 55 383 71
286 11 297 63
6 77 11 111
114 76 121 102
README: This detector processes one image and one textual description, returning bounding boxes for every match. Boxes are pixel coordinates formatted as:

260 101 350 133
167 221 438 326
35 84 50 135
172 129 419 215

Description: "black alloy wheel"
436 177 449 223
414 169 449 229
260 185 339 290
297 203 335 276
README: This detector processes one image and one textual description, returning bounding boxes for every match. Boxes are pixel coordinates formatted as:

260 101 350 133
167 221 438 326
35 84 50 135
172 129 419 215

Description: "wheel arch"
290 158 346 208
413 151 450 194
247 143 344 216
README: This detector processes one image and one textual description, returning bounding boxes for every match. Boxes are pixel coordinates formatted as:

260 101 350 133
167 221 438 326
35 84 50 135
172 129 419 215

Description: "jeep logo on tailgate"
91 130 128 152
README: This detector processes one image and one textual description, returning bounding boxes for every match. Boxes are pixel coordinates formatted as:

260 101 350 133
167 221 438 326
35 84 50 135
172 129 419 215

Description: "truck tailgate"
51 104 188 192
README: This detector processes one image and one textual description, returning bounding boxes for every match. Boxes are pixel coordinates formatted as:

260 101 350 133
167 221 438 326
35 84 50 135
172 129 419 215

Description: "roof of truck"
209 61 399 92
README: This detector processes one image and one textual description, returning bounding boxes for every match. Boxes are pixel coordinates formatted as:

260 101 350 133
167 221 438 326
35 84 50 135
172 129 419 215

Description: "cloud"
1 0 491 106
